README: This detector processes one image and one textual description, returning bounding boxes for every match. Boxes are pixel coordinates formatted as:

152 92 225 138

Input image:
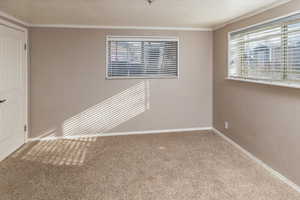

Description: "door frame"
0 18 29 143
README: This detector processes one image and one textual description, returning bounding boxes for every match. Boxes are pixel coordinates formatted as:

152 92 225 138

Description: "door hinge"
24 43 27 51
24 125 27 132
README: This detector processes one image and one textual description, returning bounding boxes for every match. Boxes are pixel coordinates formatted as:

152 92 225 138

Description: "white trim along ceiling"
0 0 292 31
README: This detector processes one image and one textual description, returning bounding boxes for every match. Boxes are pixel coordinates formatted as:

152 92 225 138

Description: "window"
229 13 300 87
106 36 178 79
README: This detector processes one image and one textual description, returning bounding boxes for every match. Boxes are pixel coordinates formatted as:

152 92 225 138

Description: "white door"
0 24 27 161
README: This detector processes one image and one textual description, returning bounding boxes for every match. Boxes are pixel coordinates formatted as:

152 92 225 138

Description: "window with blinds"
106 36 178 79
229 13 300 86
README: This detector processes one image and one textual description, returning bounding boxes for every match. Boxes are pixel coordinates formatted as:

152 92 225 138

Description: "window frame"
106 35 179 80
227 11 300 89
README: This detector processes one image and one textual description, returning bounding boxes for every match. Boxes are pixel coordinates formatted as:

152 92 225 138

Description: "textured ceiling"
0 0 290 28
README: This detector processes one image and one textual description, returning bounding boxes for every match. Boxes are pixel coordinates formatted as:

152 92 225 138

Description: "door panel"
0 24 26 161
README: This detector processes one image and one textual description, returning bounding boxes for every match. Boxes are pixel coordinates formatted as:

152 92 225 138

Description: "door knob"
0 99 7 103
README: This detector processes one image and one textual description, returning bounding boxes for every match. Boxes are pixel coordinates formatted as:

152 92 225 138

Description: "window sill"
226 77 300 89
106 76 179 80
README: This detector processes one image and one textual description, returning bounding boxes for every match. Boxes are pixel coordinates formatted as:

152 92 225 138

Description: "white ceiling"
0 0 291 29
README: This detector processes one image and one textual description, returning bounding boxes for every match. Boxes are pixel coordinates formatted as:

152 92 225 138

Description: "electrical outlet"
224 121 229 129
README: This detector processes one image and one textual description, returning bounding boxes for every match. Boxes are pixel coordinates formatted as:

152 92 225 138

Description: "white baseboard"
27 127 212 142
212 128 300 193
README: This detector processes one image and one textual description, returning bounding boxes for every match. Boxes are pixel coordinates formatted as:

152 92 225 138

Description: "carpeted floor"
0 130 299 200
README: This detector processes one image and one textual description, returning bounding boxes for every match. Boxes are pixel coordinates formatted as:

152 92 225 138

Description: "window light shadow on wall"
62 81 150 137
10 81 150 166
12 137 97 166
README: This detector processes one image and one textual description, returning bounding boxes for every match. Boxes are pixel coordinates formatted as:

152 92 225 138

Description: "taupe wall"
214 0 300 185
29 28 213 138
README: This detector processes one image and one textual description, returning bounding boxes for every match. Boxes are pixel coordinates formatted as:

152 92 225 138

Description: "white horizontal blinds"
107 37 178 78
229 25 283 81
286 21 300 81
229 13 300 84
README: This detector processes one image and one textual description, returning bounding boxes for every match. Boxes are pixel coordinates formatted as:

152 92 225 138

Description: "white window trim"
227 10 300 89
106 35 179 80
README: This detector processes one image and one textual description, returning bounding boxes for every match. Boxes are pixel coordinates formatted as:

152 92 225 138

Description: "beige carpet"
0 130 299 200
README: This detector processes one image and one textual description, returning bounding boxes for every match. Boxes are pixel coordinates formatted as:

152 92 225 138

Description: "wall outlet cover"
225 121 229 129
